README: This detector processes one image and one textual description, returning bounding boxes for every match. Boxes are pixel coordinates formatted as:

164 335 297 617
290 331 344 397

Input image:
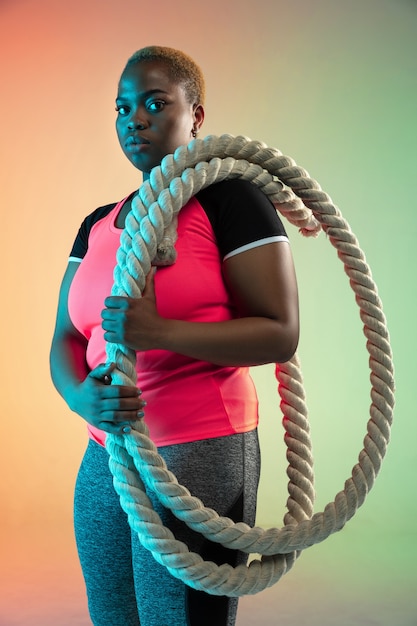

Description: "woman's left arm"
102 241 299 366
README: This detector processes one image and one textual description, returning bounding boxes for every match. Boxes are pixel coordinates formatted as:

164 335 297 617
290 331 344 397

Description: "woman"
50 46 299 626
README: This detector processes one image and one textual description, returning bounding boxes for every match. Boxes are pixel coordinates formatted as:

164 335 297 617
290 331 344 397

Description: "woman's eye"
147 100 165 112
115 105 129 116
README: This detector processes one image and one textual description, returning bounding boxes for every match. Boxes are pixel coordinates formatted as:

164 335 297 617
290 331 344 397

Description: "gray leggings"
74 430 260 626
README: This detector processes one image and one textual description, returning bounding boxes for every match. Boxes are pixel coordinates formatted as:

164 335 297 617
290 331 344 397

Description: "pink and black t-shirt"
68 179 289 447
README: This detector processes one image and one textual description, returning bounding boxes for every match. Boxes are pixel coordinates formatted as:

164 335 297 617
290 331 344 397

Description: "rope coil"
104 134 395 596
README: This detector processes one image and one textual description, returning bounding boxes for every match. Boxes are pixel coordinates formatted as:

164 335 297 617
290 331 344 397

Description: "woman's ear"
193 103 205 134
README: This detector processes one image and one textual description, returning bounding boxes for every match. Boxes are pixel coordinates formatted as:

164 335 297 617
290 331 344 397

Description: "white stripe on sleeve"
223 235 289 261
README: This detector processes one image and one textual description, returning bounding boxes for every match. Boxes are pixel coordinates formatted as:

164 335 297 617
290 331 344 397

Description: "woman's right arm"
49 262 144 435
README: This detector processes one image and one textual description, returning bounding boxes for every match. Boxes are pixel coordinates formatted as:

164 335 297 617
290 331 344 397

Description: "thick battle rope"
104 134 395 597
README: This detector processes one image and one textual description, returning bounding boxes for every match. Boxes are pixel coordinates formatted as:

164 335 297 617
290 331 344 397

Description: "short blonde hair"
124 45 205 105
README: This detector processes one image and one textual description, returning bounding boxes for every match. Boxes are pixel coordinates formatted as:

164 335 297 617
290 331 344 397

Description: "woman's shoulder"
69 202 119 261
80 201 119 231
195 179 288 259
196 178 264 205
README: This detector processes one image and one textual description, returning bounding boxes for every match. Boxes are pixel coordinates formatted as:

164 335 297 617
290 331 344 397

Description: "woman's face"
115 60 204 177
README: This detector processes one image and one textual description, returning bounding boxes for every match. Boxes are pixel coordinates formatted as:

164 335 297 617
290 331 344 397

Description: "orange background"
1 0 416 624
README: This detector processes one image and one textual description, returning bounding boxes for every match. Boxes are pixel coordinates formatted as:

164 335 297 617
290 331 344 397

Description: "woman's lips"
125 136 150 150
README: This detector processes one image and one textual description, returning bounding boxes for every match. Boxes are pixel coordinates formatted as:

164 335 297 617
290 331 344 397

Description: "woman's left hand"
101 269 163 350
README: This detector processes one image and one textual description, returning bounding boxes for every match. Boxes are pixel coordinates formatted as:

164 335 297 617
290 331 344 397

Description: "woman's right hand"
68 362 145 435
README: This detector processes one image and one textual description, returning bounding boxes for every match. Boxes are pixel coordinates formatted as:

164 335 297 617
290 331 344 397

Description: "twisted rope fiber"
105 135 395 596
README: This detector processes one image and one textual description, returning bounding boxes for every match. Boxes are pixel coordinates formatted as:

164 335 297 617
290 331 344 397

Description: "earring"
191 127 197 138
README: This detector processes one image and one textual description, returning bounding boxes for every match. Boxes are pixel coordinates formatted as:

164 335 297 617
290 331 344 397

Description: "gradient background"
1 0 416 624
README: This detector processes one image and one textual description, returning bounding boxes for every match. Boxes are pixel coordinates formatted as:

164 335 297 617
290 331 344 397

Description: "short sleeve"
69 202 118 261
196 179 288 260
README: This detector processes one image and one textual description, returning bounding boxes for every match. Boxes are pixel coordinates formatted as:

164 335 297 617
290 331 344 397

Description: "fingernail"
137 411 145 418
122 426 131 434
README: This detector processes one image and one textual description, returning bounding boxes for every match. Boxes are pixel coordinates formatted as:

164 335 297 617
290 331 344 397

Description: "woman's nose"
128 110 147 130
